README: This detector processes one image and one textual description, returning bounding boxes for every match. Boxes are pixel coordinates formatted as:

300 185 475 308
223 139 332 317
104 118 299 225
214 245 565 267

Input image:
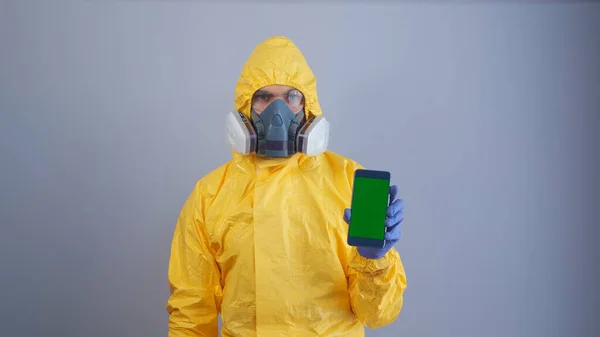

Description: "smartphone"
347 169 391 248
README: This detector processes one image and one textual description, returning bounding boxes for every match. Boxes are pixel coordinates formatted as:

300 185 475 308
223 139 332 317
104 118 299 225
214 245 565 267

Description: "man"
166 36 407 337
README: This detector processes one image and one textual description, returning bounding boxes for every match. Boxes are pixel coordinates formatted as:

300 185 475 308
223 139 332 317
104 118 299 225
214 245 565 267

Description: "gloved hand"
343 185 405 259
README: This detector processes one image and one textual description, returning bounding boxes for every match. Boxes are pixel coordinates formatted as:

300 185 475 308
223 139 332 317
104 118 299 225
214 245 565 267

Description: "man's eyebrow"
254 90 272 96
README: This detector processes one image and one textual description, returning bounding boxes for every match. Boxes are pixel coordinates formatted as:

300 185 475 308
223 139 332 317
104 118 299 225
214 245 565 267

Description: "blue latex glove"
343 185 405 259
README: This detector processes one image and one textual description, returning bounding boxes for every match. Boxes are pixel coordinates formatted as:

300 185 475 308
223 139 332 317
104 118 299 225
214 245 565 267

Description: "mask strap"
288 110 306 153
250 110 266 155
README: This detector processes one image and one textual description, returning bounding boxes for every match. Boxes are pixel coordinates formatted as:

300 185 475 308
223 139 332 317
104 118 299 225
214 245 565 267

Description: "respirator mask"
226 97 330 158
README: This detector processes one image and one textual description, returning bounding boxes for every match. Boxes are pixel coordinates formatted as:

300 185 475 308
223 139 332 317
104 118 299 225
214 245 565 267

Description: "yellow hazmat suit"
167 36 407 337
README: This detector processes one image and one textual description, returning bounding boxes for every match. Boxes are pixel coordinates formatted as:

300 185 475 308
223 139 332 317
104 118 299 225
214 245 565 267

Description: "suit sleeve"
344 159 408 328
166 183 223 337
347 247 407 328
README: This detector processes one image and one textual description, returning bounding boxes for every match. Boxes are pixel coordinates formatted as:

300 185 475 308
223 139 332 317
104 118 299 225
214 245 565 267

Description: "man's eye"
288 92 303 103
256 94 271 101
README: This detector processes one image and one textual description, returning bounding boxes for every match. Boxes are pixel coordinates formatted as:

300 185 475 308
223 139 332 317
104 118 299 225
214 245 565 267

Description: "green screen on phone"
349 176 389 240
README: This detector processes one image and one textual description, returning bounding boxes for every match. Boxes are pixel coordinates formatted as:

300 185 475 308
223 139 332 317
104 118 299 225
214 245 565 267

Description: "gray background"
1 1 599 336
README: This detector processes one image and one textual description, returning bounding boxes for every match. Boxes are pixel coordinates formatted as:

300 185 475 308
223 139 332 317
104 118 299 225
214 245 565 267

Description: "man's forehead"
255 85 299 95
